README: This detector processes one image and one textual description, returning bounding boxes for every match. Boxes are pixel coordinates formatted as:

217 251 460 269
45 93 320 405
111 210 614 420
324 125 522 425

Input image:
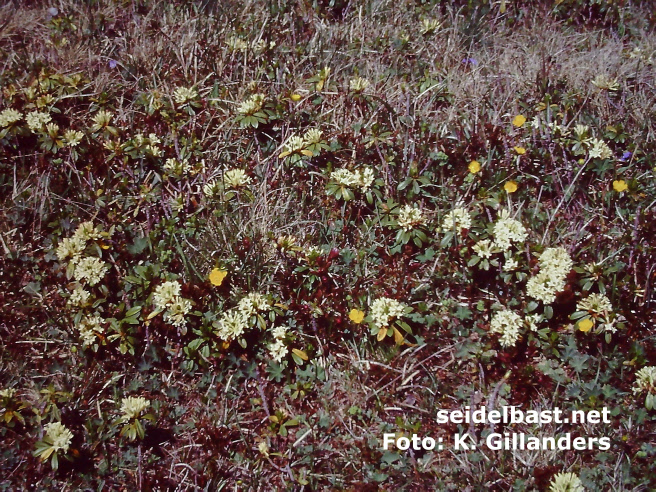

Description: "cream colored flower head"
223 169 252 189
370 297 406 329
203 180 221 198
349 76 370 92
303 128 323 144
26 111 52 132
330 167 373 191
359 168 375 189
92 110 113 128
44 422 73 453
538 247 573 279
592 74 619 92
576 293 612 315
493 210 527 251
46 122 59 136
173 86 198 105
282 135 306 154
271 325 287 339
238 292 270 317
398 204 427 231
120 396 150 420
163 158 191 175
473 239 497 259
237 93 266 115
269 338 287 362
420 18 442 35
633 366 656 395
73 257 109 286
56 236 86 263
0 108 22 127
77 315 104 346
68 286 91 307
0 388 17 399
503 258 519 271
331 168 360 187
73 221 102 242
63 129 84 147
165 297 192 327
490 310 523 347
548 472 584 492
588 138 612 160
153 281 182 310
442 207 471 231
215 309 248 341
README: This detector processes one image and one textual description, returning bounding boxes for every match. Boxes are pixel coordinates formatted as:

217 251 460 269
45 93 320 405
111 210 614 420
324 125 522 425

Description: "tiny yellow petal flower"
578 318 594 333
512 115 526 127
468 160 481 173
209 268 228 286
290 94 302 101
513 146 526 155
504 180 518 193
349 309 365 324
613 180 628 192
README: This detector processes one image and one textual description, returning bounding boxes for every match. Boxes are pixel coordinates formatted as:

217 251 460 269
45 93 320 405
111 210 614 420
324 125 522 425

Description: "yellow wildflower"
349 309 365 324
504 180 518 193
209 268 228 286
613 180 628 192
512 115 526 127
468 160 481 173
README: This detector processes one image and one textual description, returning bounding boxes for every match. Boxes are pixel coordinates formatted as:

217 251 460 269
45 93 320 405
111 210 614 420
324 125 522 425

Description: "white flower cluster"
279 135 308 158
330 167 375 190
163 158 191 175
91 110 113 130
304 128 323 144
56 222 109 287
223 169 252 189
268 325 288 362
588 138 612 159
73 257 109 286
473 239 497 259
526 247 573 304
63 129 84 147
215 310 247 341
76 315 104 346
349 76 370 92
173 86 198 105
43 422 73 453
548 472 584 492
442 207 471 231
493 210 527 251
370 297 406 329
576 293 612 314
490 310 523 347
153 280 191 328
120 396 150 420
132 133 161 156
215 293 271 342
238 292 271 317
0 108 22 127
633 366 656 395
26 111 52 131
398 204 427 231
0 388 17 399
237 93 266 115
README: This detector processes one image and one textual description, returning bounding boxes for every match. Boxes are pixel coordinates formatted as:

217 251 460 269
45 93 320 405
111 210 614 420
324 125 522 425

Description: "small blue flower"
620 151 632 161
108 59 117 69
462 58 478 66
